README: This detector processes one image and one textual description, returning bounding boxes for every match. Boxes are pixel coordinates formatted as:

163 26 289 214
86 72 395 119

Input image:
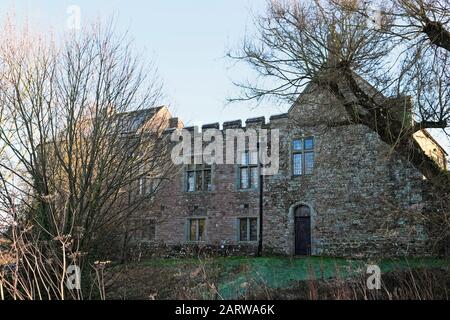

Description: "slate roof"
114 106 164 133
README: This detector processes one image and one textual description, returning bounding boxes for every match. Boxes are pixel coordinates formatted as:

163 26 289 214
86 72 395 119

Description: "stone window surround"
185 217 207 243
184 163 214 193
131 217 156 242
236 216 260 243
288 201 316 256
138 176 161 196
291 136 315 177
236 149 260 191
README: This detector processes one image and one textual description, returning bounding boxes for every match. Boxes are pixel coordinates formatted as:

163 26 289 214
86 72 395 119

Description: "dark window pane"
240 168 249 189
250 167 259 189
195 171 203 191
139 177 145 195
143 220 155 240
305 152 314 174
292 140 302 151
240 219 248 241
187 172 195 192
150 179 161 194
144 178 152 194
189 220 197 241
204 169 212 191
198 219 205 241
249 218 258 241
293 154 302 176
304 138 314 150
134 220 141 239
147 179 154 194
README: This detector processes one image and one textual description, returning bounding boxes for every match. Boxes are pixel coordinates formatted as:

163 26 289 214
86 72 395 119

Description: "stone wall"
129 85 442 258
263 122 430 257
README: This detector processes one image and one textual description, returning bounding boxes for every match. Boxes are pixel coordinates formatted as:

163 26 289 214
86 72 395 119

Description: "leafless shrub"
244 267 449 300
228 0 450 256
228 0 449 186
0 17 174 299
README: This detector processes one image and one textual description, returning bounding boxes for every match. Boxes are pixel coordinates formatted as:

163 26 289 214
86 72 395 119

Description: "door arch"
294 205 311 255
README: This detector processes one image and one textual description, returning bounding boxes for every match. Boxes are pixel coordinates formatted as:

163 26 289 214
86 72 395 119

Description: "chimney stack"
169 117 184 129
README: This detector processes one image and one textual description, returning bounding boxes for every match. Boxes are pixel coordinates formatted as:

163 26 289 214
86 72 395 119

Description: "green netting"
215 257 363 299
136 256 450 300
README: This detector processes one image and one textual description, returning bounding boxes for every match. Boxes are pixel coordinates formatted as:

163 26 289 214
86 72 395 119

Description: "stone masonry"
128 83 447 258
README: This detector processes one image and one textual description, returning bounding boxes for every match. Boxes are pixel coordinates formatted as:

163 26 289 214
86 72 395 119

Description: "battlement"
202 123 220 130
222 120 242 130
164 113 289 134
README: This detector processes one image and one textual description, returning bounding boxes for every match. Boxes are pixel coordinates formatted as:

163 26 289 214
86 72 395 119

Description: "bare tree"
228 0 449 185
361 0 450 51
0 20 175 299
333 0 450 131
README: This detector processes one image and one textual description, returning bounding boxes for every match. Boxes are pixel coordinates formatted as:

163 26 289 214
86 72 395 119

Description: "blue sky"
0 0 282 127
0 0 449 153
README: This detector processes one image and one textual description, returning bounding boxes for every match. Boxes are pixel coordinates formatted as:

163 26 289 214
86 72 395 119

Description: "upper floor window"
186 164 212 192
292 137 314 176
138 177 160 196
239 150 259 190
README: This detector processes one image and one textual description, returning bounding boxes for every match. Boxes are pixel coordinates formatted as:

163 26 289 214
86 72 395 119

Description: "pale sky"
0 0 449 154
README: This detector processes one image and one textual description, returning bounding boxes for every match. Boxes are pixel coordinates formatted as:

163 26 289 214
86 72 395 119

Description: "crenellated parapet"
164 113 289 135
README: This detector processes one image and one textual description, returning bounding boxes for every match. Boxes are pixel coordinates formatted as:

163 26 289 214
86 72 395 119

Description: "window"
238 218 258 242
188 218 206 242
139 177 161 196
292 137 314 176
186 164 212 192
133 218 156 241
239 150 259 190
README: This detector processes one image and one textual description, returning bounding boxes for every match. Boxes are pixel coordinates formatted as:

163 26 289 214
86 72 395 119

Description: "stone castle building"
123 82 447 258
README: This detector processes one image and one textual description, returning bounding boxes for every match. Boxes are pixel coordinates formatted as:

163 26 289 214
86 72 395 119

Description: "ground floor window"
238 217 258 242
188 218 206 242
133 218 156 241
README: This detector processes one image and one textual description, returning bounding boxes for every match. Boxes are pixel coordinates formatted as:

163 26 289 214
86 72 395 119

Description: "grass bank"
105 256 449 299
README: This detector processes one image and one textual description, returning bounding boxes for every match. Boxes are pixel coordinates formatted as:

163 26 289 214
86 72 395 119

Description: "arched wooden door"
295 205 311 255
